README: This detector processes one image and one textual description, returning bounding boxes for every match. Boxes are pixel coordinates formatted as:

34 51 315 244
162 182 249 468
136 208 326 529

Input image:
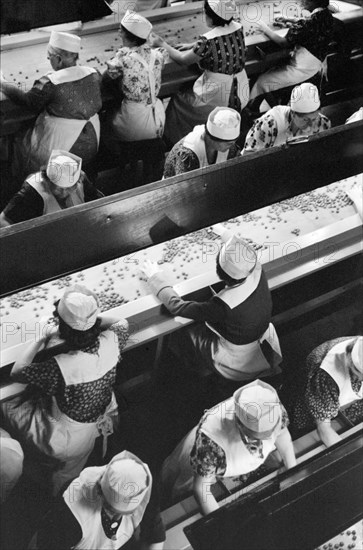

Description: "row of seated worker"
0 227 362 548
0 85 361 228
0 0 356 214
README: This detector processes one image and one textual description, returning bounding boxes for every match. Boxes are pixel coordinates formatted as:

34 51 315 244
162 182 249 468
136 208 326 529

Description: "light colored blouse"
105 45 168 103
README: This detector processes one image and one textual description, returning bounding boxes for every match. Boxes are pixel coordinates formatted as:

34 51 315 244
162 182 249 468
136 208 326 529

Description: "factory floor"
1 288 362 550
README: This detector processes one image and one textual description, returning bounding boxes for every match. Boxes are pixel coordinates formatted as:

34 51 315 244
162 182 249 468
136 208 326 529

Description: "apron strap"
131 50 157 107
130 50 159 134
96 392 118 458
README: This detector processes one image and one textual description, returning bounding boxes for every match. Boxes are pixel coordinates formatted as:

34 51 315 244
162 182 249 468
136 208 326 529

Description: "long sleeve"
148 272 224 323
148 269 272 345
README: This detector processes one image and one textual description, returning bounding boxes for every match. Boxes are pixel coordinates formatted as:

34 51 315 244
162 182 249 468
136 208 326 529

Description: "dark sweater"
149 269 272 345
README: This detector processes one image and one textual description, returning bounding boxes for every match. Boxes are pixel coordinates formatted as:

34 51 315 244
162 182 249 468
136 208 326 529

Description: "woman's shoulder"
102 321 129 349
308 337 352 364
111 46 135 62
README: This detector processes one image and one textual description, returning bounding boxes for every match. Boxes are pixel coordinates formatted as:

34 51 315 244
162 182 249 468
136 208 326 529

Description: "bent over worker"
102 10 167 146
0 150 102 227
243 83 330 154
0 31 102 178
248 0 339 111
290 336 362 447
150 0 249 146
161 380 296 513
142 224 282 385
163 107 241 178
0 285 129 495
29 450 165 550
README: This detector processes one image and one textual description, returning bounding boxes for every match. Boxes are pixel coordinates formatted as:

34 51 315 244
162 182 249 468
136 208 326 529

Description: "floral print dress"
290 337 362 432
104 45 168 141
243 107 330 152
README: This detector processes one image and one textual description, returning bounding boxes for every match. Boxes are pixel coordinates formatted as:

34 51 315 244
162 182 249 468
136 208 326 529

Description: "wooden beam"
0 121 362 296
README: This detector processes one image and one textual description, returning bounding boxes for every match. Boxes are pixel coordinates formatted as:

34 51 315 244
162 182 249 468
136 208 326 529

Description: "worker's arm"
99 315 129 331
193 473 219 516
256 21 288 47
0 75 53 112
149 33 201 65
142 261 224 322
316 419 341 447
10 323 59 382
0 212 12 228
274 427 297 470
0 80 28 103
11 339 49 382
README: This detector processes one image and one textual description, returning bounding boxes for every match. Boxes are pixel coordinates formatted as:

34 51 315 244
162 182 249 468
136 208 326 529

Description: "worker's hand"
273 17 296 27
272 18 286 28
255 21 270 34
149 32 166 48
41 321 60 342
210 223 226 237
141 260 162 279
175 42 195 51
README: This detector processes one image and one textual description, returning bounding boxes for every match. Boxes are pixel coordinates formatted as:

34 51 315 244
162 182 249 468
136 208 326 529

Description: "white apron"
27 173 85 214
110 50 165 141
22 66 100 172
65 452 151 550
320 339 363 408
193 24 249 111
162 397 279 501
1 331 119 495
29 451 152 550
182 125 229 168
164 22 248 145
250 44 325 100
205 265 282 380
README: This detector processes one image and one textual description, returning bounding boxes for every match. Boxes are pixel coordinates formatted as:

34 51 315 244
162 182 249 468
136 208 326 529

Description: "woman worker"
142 225 282 386
0 32 102 179
248 0 338 112
29 451 165 550
0 285 129 496
0 149 102 227
243 83 330 154
290 336 362 447
150 0 249 146
102 10 167 146
161 380 296 513
163 106 241 178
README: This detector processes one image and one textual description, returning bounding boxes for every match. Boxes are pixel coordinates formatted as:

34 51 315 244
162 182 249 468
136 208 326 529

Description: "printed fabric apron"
29 451 152 550
162 397 280 501
320 339 363 408
164 22 249 145
200 264 281 381
22 66 100 173
26 173 85 214
250 44 326 100
110 50 165 141
0 332 119 495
